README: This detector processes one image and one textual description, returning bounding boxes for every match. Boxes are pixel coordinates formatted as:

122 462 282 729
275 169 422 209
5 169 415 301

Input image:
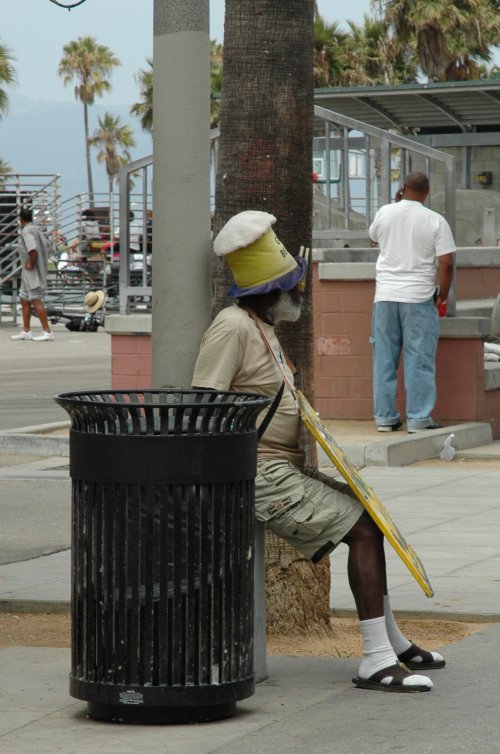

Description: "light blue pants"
371 299 439 431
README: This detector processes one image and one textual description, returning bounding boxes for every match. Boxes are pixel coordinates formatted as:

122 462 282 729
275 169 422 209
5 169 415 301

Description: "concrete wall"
107 314 152 391
312 254 500 437
107 254 500 438
397 143 500 246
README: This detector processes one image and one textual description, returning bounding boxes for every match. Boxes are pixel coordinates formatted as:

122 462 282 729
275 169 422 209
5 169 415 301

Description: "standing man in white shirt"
369 172 455 433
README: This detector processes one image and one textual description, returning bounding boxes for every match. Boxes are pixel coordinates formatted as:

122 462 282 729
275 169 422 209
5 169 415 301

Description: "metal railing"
55 191 120 306
116 128 217 314
57 192 118 252
116 111 457 313
312 107 456 244
1 181 127 316
117 155 153 313
0 174 61 323
312 108 457 314
0 173 61 283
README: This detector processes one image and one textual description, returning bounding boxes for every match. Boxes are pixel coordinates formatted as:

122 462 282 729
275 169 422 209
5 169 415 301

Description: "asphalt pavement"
1 320 500 752
1 323 110 431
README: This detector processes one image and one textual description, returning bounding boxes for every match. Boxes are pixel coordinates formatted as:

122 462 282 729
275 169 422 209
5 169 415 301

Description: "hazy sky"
1 0 372 106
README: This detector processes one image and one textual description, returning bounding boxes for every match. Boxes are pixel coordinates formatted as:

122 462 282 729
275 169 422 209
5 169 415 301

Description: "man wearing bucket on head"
193 210 445 693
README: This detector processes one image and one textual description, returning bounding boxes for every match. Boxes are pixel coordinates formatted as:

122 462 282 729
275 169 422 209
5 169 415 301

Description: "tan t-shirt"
192 305 304 468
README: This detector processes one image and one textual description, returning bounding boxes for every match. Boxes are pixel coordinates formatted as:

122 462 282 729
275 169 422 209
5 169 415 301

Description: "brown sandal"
398 642 446 670
352 663 432 692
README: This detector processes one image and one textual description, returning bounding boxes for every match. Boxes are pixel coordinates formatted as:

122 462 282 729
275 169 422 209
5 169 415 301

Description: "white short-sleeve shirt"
369 199 456 303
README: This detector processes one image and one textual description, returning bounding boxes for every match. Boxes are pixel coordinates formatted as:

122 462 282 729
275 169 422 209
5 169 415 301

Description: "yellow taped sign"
297 391 434 598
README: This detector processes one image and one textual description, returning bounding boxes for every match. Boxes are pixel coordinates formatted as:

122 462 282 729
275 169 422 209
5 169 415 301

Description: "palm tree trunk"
214 0 331 637
83 101 95 206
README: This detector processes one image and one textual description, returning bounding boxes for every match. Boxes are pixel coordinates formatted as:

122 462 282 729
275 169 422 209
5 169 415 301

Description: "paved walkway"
1 325 500 751
0 433 499 753
1 453 500 620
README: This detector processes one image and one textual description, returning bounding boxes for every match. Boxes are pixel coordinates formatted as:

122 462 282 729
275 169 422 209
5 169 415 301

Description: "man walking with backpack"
11 207 54 342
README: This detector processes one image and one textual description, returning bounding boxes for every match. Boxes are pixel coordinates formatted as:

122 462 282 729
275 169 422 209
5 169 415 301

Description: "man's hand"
434 293 447 316
26 249 37 270
437 253 454 307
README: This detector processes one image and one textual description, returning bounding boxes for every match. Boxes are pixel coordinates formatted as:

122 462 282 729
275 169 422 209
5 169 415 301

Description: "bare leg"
341 510 386 620
343 512 435 689
32 299 51 333
21 297 32 331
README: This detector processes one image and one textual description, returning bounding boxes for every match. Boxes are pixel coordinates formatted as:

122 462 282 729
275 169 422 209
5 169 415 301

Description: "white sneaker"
10 330 33 341
33 331 55 342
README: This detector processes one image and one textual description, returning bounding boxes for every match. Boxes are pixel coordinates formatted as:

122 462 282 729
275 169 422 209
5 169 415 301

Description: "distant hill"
0 93 153 202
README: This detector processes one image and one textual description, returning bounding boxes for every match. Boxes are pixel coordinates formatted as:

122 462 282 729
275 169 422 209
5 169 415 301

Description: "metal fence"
312 106 456 246
0 173 61 283
115 110 456 313
2 107 457 318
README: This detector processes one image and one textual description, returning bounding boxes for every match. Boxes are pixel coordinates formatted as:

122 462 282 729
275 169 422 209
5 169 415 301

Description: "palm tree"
0 157 12 189
58 36 120 203
89 112 135 193
313 17 338 86
313 18 354 87
213 0 331 636
130 58 153 133
0 41 17 118
89 112 135 242
346 15 417 85
376 0 500 81
210 41 224 127
130 47 225 133
312 16 409 88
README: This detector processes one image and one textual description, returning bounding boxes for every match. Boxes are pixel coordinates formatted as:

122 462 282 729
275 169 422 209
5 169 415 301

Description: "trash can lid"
54 389 271 436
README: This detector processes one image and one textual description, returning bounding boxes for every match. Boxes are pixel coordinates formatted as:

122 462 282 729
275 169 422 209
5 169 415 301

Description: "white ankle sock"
384 595 412 655
357 616 398 679
384 595 444 664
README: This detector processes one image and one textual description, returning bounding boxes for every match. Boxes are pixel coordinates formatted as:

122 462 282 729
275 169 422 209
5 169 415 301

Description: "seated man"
193 210 445 693
57 239 84 278
80 209 101 253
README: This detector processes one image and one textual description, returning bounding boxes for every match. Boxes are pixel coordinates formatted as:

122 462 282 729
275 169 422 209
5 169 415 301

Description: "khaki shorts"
255 459 364 561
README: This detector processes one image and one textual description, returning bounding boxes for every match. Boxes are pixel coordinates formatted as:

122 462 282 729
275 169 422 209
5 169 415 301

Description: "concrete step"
0 419 495 470
318 421 493 468
0 422 70 457
456 298 495 318
457 439 500 460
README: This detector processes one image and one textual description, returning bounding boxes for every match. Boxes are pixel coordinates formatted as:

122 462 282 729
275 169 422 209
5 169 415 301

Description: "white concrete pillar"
151 0 268 684
152 0 212 388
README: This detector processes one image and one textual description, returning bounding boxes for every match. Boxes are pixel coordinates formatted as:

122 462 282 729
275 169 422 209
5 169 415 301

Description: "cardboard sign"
297 391 434 598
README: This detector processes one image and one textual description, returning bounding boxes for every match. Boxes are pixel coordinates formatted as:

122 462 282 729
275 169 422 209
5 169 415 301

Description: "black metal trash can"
54 389 270 724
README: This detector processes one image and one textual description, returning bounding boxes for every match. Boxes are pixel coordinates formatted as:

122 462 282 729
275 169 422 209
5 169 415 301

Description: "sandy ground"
0 612 488 657
267 617 488 657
